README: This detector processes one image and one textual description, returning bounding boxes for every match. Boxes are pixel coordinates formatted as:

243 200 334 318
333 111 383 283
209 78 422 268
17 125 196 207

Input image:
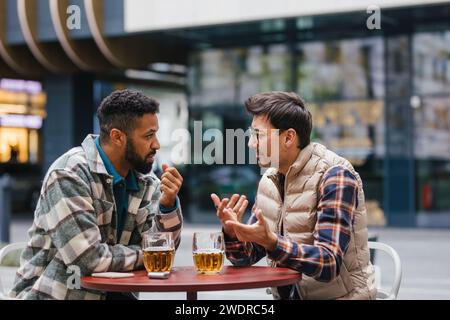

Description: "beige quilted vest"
257 142 376 300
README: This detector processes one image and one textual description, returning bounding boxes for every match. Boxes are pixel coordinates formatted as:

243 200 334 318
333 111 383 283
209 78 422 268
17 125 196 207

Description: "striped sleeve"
224 214 267 266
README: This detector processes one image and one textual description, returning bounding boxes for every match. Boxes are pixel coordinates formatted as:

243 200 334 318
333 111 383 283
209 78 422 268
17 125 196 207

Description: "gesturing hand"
211 193 248 239
224 208 278 251
160 163 183 208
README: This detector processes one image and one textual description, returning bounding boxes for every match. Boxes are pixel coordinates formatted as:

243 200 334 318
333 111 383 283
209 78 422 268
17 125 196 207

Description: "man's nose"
152 136 161 150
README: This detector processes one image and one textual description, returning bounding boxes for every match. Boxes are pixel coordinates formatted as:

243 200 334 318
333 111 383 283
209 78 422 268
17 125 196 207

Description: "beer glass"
192 232 225 274
143 232 174 278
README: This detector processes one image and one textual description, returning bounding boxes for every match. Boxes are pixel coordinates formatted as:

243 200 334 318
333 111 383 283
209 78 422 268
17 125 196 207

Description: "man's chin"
134 162 153 174
257 159 272 168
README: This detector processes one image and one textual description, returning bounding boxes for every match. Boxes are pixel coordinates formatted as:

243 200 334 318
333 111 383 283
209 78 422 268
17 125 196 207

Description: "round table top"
81 266 301 293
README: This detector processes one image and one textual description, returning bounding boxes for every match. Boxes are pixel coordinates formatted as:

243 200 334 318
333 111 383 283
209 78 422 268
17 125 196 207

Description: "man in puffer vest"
211 91 376 300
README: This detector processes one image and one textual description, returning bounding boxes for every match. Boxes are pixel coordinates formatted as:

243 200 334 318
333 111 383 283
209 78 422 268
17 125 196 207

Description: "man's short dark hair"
245 91 312 149
97 89 159 143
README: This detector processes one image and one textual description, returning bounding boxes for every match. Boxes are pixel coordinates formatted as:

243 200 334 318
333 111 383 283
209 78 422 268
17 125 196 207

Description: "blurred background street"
1 0 450 300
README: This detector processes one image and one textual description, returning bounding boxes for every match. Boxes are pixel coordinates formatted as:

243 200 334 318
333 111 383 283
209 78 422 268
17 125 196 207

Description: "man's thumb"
162 163 169 172
255 209 264 224
225 220 236 228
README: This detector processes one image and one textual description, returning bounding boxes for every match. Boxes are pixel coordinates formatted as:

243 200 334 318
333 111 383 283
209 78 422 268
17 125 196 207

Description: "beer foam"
193 249 224 254
144 246 174 252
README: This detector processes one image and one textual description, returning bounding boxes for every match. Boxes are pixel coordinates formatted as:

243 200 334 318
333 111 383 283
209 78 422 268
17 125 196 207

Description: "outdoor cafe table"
81 266 302 300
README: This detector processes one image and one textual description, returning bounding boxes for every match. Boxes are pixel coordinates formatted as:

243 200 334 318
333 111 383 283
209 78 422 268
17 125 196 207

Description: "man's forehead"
135 113 159 130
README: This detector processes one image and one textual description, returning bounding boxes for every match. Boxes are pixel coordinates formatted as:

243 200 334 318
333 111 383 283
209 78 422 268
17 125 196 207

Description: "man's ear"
109 128 126 147
284 128 297 148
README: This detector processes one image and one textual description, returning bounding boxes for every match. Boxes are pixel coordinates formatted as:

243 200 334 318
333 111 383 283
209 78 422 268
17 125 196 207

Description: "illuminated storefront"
0 78 47 213
0 79 46 165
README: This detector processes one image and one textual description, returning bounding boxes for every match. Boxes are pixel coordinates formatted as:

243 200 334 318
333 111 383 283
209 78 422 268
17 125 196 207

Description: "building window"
0 79 46 165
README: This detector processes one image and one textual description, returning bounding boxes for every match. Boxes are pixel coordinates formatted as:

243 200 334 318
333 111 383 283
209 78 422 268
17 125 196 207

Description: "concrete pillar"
384 34 416 227
0 174 11 243
43 74 94 171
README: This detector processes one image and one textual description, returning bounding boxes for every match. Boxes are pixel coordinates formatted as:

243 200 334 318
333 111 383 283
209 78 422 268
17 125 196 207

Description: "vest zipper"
271 168 304 299
272 168 290 266
276 167 291 236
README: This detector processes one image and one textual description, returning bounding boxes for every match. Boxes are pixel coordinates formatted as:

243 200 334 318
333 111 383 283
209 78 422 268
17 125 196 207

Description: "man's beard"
125 137 156 174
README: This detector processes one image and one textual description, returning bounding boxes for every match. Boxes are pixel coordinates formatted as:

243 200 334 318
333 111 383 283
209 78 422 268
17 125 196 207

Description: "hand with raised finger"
211 193 248 238
229 194 249 223
160 163 184 208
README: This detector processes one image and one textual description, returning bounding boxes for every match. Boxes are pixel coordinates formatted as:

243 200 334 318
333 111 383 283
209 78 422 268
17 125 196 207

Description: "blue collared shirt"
95 137 139 239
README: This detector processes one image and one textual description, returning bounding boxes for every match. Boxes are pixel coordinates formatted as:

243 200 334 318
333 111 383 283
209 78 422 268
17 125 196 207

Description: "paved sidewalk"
2 218 450 299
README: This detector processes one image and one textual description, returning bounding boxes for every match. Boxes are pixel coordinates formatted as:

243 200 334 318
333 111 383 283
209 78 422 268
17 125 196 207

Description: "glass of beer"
192 232 225 275
143 232 175 278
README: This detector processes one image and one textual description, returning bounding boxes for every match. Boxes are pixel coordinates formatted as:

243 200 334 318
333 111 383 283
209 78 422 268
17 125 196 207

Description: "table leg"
187 291 198 300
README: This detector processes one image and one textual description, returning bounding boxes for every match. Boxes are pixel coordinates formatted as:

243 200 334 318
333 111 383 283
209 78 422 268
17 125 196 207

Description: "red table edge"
81 266 302 293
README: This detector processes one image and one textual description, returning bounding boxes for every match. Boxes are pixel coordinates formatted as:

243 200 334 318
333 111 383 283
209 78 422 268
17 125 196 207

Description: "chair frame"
368 241 402 300
0 242 27 300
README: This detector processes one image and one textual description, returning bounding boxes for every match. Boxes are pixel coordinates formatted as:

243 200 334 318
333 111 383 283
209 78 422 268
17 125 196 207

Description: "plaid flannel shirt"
226 166 358 282
9 135 183 300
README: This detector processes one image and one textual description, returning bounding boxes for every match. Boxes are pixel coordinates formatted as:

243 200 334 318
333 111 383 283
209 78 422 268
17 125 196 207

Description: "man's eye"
146 134 154 139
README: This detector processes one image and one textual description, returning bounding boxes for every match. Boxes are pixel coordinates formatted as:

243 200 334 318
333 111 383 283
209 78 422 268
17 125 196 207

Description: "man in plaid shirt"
211 92 375 300
10 90 183 300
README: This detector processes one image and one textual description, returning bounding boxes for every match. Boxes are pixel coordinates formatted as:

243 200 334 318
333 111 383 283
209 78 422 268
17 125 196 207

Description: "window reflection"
297 37 384 101
296 37 385 223
414 96 450 213
310 100 384 165
414 31 450 215
414 32 450 95
189 44 291 107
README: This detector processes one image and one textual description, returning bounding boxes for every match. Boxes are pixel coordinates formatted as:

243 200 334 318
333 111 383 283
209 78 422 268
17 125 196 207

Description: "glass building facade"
184 5 450 227
1 0 449 227
413 31 450 222
186 39 387 224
